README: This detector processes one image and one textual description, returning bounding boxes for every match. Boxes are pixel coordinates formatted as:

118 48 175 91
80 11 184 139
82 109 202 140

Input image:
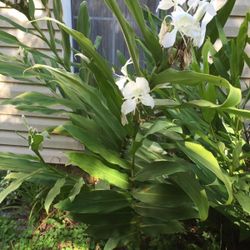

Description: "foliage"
0 0 249 249
0 211 100 250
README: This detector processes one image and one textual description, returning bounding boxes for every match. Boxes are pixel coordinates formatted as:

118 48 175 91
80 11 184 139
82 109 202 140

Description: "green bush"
0 0 249 249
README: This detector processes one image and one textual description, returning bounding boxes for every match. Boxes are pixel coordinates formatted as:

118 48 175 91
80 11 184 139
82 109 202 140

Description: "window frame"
61 0 72 28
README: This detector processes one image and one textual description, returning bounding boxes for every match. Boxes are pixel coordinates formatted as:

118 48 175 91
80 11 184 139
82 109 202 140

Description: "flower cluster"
158 0 217 48
115 60 154 125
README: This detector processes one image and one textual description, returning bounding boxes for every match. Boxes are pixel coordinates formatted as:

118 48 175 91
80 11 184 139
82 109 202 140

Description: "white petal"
140 94 155 108
115 77 127 90
197 24 207 47
159 21 169 46
122 78 150 99
135 77 150 95
161 28 178 48
157 0 174 11
121 113 128 126
121 58 133 76
187 0 200 9
202 4 217 26
172 7 197 34
178 0 186 5
121 98 137 115
122 80 136 99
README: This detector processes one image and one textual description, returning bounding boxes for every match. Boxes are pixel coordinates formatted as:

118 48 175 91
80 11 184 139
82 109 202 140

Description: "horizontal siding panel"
0 105 68 119
0 75 43 84
243 64 250 79
0 0 53 10
224 17 250 37
0 130 83 150
0 82 49 98
216 0 249 16
231 0 250 16
0 46 61 57
0 27 61 49
0 145 70 164
0 8 58 30
232 5 250 17
0 114 67 132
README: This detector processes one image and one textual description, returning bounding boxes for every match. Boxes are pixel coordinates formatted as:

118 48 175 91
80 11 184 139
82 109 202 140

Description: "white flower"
121 77 154 116
160 6 200 48
159 1 217 48
115 61 154 124
157 0 186 11
115 58 132 90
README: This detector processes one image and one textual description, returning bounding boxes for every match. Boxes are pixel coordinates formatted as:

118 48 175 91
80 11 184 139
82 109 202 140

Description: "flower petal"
140 94 155 108
161 28 178 48
121 98 137 115
116 77 127 90
202 3 217 26
135 77 150 94
197 23 207 48
121 58 133 76
157 0 175 11
121 113 128 126
122 80 136 99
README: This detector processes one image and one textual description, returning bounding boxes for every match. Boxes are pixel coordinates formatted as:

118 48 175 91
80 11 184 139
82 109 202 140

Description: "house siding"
0 0 249 163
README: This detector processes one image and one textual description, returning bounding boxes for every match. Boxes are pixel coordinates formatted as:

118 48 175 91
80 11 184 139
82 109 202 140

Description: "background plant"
0 0 249 249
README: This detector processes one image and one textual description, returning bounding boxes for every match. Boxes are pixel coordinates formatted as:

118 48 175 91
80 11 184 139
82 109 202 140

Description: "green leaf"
124 0 162 64
225 107 250 119
104 237 121 250
0 15 29 33
135 160 190 181
244 52 250 68
134 203 198 221
53 0 63 21
28 0 35 19
3 91 76 110
0 170 41 203
0 59 36 79
104 0 141 75
140 218 184 235
0 30 23 45
56 190 130 214
132 184 193 207
69 177 85 202
0 153 63 182
206 0 236 43
32 17 121 117
235 191 250 214
77 1 90 37
67 152 129 189
61 30 71 71
35 18 113 81
152 69 242 109
0 153 46 172
230 13 249 85
172 172 209 221
30 65 125 142
63 124 130 169
44 178 66 213
178 142 233 205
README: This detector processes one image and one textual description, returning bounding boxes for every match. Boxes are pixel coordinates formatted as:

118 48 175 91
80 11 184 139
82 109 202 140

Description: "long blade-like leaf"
67 152 129 189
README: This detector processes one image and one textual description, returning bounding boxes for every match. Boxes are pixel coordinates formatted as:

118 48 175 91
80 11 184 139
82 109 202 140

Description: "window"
70 0 158 64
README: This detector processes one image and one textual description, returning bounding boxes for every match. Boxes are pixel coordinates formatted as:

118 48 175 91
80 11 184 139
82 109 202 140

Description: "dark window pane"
71 0 158 64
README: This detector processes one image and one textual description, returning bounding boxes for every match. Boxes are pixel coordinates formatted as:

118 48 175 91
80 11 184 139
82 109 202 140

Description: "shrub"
0 0 249 249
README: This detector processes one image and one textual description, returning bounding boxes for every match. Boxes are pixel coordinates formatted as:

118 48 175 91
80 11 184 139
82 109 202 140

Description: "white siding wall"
0 0 249 163
0 0 82 163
